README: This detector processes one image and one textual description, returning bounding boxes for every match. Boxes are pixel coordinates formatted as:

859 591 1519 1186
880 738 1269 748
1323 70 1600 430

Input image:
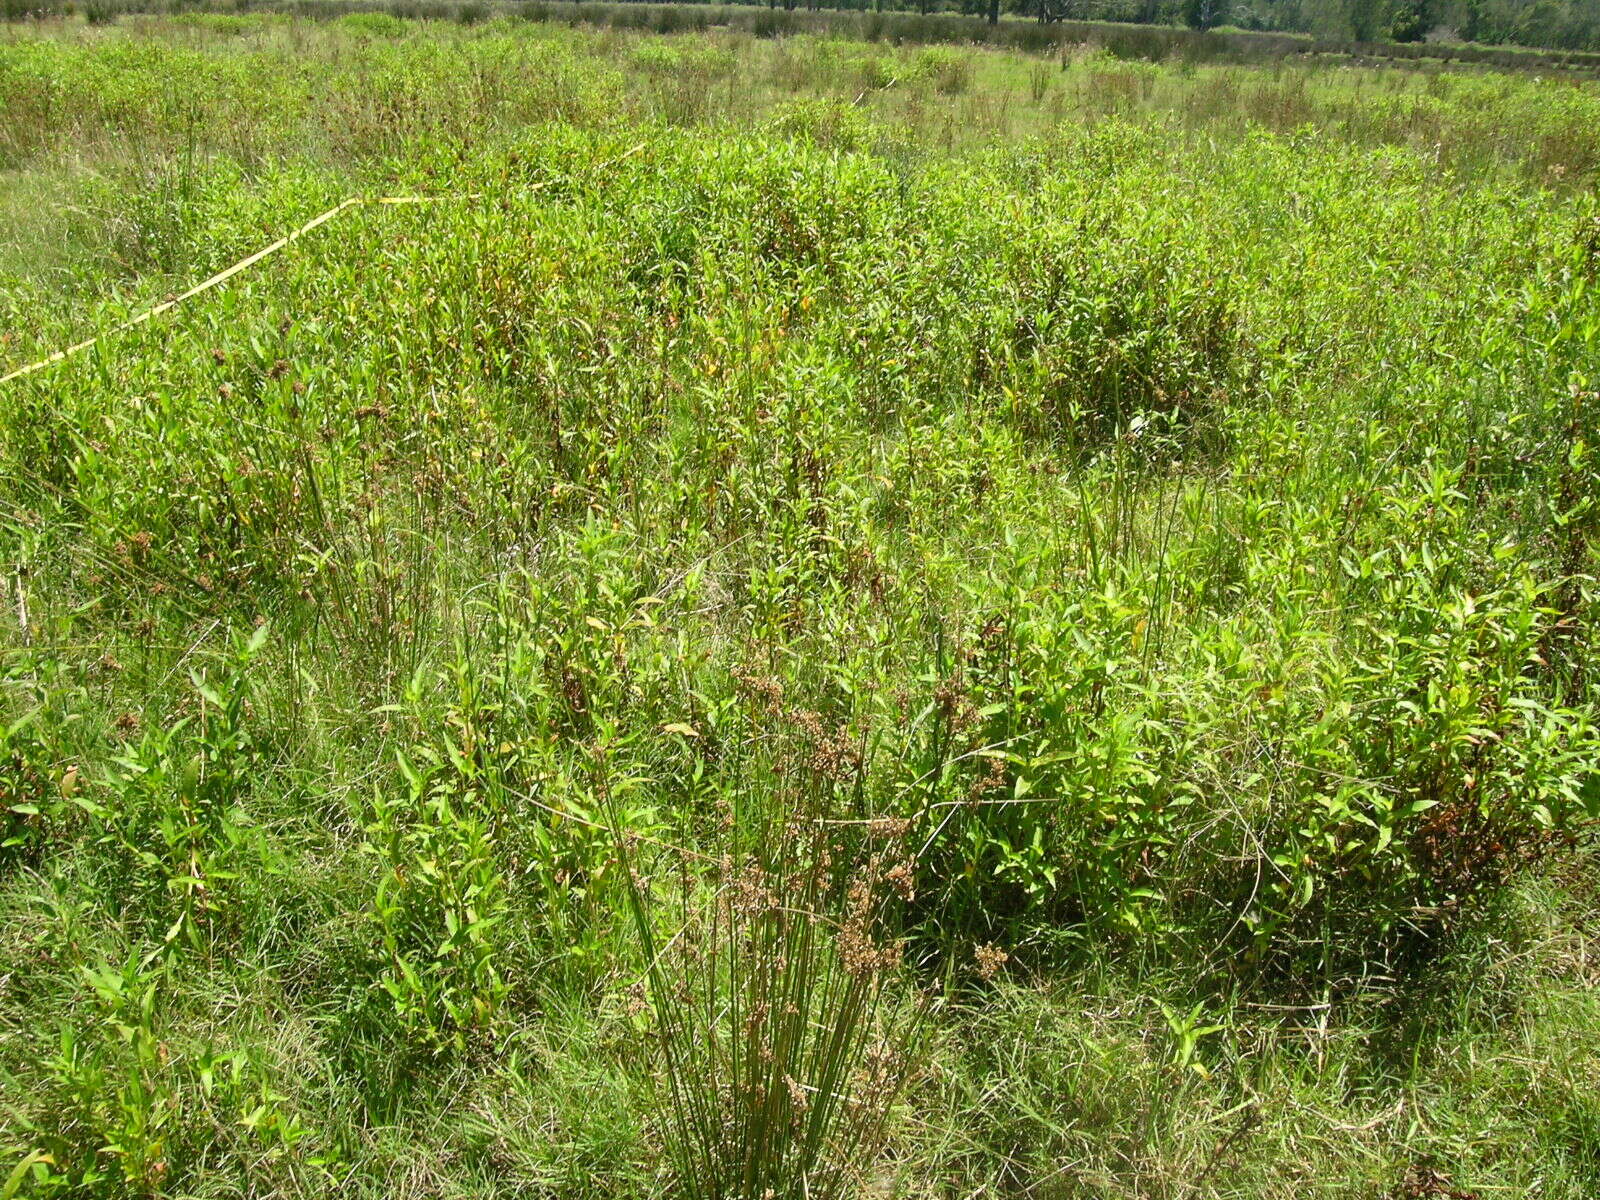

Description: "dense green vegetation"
5 0 1600 58
2 12 1599 1198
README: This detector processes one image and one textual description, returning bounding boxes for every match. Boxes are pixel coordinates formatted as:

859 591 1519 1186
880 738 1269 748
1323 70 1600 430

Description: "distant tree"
1346 0 1382 39
1389 0 1430 38
1183 0 1224 28
1513 0 1595 49
1034 0 1086 21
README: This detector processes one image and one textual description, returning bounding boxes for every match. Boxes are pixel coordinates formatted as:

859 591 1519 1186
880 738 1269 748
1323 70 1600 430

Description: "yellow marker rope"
0 194 452 386
0 147 647 388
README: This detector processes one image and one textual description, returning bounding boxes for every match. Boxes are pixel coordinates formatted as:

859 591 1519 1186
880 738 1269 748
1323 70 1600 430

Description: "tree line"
692 0 1600 51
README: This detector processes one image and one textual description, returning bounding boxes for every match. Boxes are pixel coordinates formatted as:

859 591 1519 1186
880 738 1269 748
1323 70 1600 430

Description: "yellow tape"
1 195 391 386
0 192 489 386
0 145 643 387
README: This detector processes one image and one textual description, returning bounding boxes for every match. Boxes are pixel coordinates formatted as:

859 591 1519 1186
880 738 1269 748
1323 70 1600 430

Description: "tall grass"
610 751 920 1200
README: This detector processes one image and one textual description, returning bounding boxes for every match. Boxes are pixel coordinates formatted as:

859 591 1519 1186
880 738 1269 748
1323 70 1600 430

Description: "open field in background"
3 9 1599 287
9 0 1600 75
2 11 1600 1199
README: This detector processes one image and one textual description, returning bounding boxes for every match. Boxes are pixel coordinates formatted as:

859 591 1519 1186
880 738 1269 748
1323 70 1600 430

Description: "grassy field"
9 1 1600 74
2 11 1599 1199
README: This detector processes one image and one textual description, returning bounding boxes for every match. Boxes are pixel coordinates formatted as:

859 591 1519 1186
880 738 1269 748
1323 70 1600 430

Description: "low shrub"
338 9 406 34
